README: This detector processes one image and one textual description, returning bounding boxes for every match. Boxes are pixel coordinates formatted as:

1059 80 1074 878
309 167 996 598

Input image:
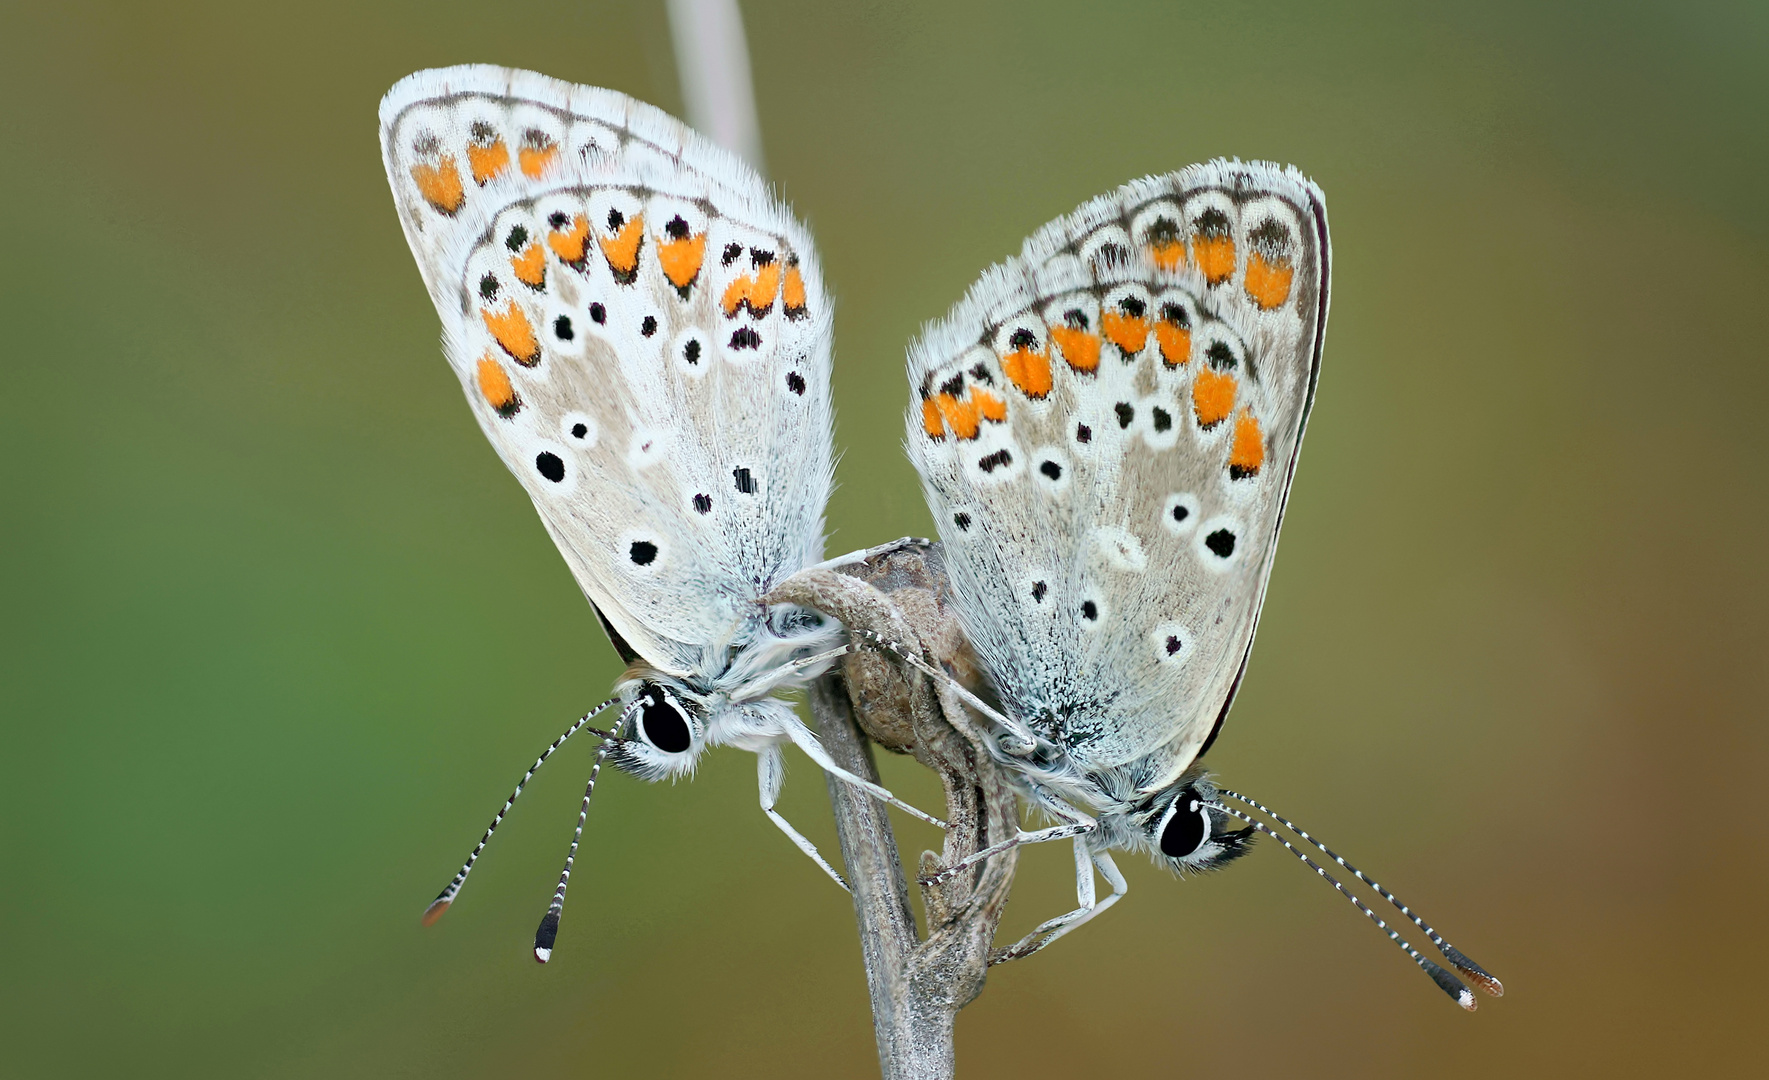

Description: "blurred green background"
4 1 1766 1076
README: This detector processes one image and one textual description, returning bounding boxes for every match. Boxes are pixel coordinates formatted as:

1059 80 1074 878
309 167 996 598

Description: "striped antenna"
533 742 613 963
1207 800 1480 1011
1219 788 1502 998
421 696 622 927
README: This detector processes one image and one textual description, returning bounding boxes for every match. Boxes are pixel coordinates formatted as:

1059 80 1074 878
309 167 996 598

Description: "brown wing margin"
1199 180 1331 759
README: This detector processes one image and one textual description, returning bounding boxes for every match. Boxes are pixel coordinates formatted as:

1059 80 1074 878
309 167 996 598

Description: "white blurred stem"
666 0 766 171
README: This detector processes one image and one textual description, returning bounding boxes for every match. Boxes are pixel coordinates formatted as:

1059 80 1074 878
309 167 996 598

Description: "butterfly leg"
807 536 934 573
991 842 1128 964
779 716 950 829
919 820 1095 887
734 642 856 701
756 744 850 891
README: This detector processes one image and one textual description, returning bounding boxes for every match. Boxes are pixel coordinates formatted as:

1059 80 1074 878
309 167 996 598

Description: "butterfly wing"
906 161 1328 790
381 67 833 681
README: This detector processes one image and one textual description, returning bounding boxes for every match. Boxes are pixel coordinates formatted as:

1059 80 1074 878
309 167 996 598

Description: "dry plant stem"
811 678 939 1076
775 546 1019 1080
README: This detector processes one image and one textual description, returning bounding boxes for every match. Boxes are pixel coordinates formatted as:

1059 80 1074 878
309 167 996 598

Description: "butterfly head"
606 679 710 781
1119 774 1256 874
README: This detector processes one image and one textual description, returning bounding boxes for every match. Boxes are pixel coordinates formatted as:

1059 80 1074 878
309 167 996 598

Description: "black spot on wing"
978 449 1013 474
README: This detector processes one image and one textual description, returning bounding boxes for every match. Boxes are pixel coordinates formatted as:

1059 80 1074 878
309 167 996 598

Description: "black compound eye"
637 686 692 754
1158 788 1209 859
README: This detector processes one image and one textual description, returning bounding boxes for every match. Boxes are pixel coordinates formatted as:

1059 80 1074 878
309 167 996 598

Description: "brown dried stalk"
766 543 1020 1079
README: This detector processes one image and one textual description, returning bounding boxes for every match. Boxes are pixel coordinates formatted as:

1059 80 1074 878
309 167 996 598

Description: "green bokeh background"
4 2 1766 1076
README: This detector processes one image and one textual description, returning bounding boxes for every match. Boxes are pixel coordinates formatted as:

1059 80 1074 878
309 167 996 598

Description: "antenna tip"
533 909 561 964
1424 959 1477 1012
1440 945 1504 997
421 897 452 927
1461 969 1504 998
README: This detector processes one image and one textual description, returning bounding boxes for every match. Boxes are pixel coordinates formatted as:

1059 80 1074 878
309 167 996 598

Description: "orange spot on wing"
510 242 546 288
782 264 808 317
410 156 464 215
934 393 981 440
548 215 590 265
1245 252 1294 310
1049 326 1101 372
972 388 1007 422
599 215 644 280
476 354 520 417
1150 240 1185 270
1229 410 1265 478
1195 235 1236 285
748 262 781 312
518 136 559 178
922 397 946 440
1154 319 1191 368
658 233 707 290
1192 368 1236 428
722 274 751 316
1002 347 1052 398
1101 311 1149 357
467 139 509 185
1147 218 1185 270
722 263 781 316
482 300 540 366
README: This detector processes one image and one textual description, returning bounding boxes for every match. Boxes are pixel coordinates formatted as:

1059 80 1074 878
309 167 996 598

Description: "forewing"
906 161 1328 783
381 67 833 679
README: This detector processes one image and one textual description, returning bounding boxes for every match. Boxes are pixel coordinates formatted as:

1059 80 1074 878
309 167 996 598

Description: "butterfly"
894 162 1502 1007
379 65 941 961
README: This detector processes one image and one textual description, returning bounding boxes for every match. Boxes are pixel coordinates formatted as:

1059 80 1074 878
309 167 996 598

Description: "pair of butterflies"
379 65 1499 1008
